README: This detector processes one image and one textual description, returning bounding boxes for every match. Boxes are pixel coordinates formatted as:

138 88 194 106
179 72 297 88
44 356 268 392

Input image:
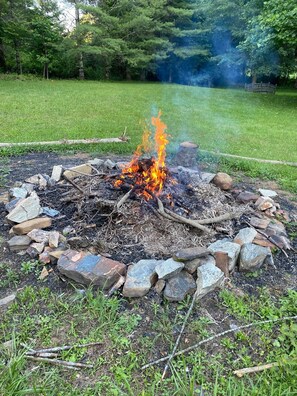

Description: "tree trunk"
78 52 84 80
126 68 131 80
75 0 84 80
252 74 257 84
14 40 22 74
0 38 6 71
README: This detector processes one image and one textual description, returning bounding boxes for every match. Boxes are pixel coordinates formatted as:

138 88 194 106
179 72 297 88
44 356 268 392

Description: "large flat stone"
156 258 184 280
239 243 272 272
63 164 92 179
58 250 126 289
12 217 52 235
208 240 240 271
234 227 258 246
196 263 224 299
164 271 196 302
6 196 42 223
122 259 162 297
173 247 209 262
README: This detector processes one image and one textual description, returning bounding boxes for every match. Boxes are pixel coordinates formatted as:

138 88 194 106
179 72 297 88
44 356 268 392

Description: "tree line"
0 0 296 85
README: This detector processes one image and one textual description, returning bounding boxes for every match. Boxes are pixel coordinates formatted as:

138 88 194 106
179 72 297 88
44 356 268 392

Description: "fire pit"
1 112 293 301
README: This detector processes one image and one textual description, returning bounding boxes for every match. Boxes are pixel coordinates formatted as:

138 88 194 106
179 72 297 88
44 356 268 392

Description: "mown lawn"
0 80 296 161
0 79 296 192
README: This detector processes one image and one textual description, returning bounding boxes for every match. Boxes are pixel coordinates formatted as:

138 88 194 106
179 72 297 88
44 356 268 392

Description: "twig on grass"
141 315 297 370
161 289 199 380
25 341 102 355
233 362 279 377
25 356 93 369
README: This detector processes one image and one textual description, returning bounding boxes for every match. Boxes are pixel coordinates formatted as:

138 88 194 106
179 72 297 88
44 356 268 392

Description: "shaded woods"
0 0 296 85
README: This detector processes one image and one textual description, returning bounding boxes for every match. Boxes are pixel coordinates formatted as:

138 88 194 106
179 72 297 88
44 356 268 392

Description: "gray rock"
259 189 278 198
196 262 224 299
104 159 116 169
7 235 31 251
0 294 16 309
88 158 104 166
156 258 184 280
123 259 162 297
234 228 258 246
173 246 209 262
200 172 216 183
164 271 196 302
27 229 50 244
239 243 272 272
9 187 28 199
6 196 42 223
208 240 240 271
21 183 35 193
57 249 126 289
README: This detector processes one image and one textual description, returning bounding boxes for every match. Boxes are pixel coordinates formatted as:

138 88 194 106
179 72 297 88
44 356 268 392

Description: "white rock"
258 189 278 198
0 294 16 309
51 165 63 182
6 196 42 223
87 158 104 166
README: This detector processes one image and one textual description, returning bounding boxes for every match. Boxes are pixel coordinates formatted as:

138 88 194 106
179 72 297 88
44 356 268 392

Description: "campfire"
113 111 176 201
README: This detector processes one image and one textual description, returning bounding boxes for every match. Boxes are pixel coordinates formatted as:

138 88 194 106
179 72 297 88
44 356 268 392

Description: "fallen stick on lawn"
0 137 129 148
233 362 279 377
25 341 102 355
141 315 297 370
161 289 199 380
200 150 297 168
26 356 93 369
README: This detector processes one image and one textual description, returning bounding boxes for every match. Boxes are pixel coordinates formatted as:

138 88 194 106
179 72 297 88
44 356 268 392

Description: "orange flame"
115 111 169 197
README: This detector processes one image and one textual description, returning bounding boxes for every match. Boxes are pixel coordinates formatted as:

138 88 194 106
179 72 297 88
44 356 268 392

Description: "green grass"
0 284 297 395
0 79 296 191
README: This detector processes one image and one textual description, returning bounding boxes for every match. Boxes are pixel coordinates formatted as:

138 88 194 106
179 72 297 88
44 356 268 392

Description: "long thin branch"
233 362 279 377
197 212 238 225
141 315 297 370
62 174 84 194
25 356 93 369
156 198 211 233
161 289 199 380
25 342 102 355
116 188 133 209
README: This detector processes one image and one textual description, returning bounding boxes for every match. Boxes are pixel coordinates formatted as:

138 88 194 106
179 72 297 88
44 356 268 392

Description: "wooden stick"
141 315 297 370
25 342 102 355
199 149 297 168
197 212 238 225
25 356 93 369
62 173 84 194
116 188 133 209
161 289 198 380
233 362 279 377
0 137 129 148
